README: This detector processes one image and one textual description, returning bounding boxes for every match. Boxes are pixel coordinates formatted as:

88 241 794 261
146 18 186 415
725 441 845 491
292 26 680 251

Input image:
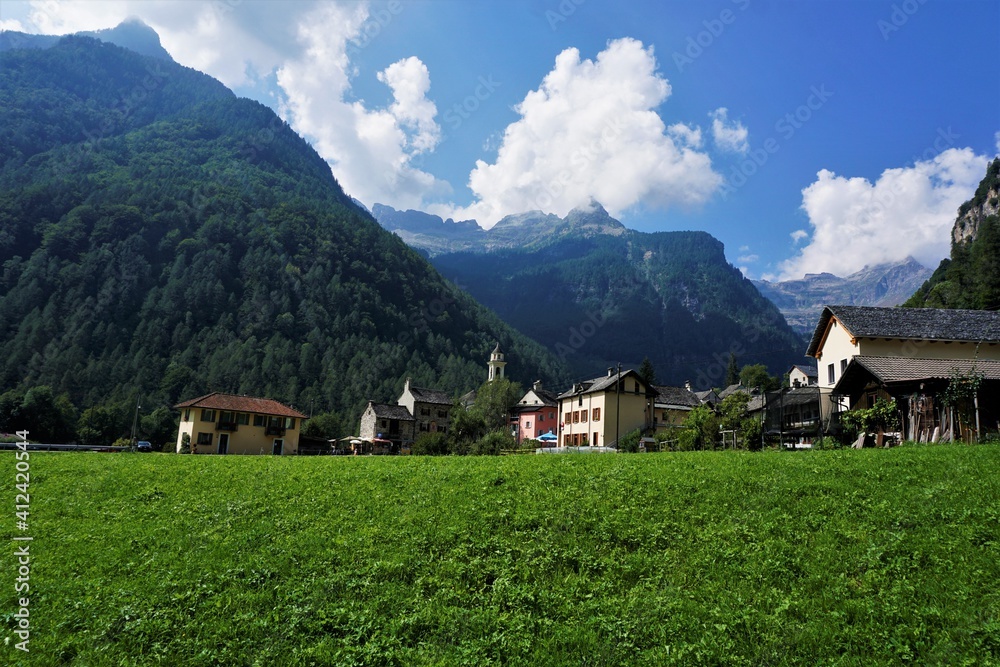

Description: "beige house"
651 385 702 432
174 392 307 455
807 305 1000 391
806 305 1000 439
557 368 655 447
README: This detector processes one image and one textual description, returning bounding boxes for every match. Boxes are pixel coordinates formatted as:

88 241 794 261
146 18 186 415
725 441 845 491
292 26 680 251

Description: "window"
593 407 601 421
184 409 191 422
201 409 215 422
380 420 388 428
526 421 532 429
285 418 296 430
253 415 265 427
419 422 429 432
236 413 249 426
539 414 544 423
196 432 212 445
581 410 588 423
840 359 848 374
578 396 583 406
421 407 431 416
437 410 448 419
565 412 572 424
573 411 580 423
634 381 639 394
549 411 555 420
828 363 835 385
564 435 572 447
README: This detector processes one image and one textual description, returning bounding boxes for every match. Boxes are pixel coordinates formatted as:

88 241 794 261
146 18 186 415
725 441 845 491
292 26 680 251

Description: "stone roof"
366 402 415 421
653 385 701 408
807 306 1000 357
718 383 750 400
404 383 452 405
789 364 818 379
840 356 1000 387
174 392 307 418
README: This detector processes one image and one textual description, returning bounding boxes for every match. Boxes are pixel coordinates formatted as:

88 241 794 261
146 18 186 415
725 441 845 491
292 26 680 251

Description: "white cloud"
790 229 808 245
709 107 749 154
438 38 721 226
0 19 27 31
737 253 759 264
774 147 989 280
667 122 703 149
377 57 440 154
995 130 1000 155
275 3 449 210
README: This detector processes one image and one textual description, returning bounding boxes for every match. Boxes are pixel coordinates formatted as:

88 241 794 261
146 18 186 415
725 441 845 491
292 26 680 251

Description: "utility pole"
615 362 621 449
130 394 142 447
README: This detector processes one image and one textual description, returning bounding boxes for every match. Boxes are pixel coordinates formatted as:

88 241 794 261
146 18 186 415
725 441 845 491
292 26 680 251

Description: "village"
172 305 1000 456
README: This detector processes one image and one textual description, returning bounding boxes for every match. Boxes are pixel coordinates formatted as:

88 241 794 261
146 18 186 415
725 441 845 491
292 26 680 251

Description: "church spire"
488 342 506 382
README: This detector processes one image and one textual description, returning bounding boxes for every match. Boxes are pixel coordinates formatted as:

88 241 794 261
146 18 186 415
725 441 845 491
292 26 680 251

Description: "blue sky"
3 0 998 280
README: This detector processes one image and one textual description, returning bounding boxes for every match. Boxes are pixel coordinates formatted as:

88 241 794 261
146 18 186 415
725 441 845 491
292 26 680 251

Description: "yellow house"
807 305 1000 391
806 305 1000 439
174 393 307 455
557 368 654 448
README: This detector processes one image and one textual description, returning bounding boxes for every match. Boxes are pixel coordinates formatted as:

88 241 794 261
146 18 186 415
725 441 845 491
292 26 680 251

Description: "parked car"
136 441 152 452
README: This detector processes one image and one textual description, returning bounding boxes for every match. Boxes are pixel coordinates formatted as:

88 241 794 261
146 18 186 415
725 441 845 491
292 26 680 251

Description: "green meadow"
3 446 1000 666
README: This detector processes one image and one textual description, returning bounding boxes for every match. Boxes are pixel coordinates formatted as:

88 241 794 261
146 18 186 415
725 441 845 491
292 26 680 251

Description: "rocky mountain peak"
953 157 1000 245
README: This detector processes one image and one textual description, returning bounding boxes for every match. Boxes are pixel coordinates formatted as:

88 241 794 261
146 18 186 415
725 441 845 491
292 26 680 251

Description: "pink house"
513 380 560 445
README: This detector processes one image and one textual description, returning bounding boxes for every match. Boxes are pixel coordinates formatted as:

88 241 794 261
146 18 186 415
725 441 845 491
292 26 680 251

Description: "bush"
472 430 515 456
412 432 449 456
675 429 700 451
616 428 642 453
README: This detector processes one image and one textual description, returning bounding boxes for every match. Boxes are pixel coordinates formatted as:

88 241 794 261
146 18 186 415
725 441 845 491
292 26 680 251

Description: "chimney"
533 380 542 392
608 367 614 377
684 380 692 392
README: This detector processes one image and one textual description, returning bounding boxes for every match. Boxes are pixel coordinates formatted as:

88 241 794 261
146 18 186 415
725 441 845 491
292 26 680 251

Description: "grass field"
3 445 1000 666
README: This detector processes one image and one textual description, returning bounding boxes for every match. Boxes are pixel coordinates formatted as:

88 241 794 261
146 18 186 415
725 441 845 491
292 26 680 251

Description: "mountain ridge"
374 203 806 387
753 257 933 334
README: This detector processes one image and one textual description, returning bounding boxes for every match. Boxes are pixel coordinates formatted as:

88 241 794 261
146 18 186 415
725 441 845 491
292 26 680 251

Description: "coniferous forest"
0 36 568 443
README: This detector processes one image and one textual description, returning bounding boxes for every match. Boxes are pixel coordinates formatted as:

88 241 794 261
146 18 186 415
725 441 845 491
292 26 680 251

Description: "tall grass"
3 446 999 665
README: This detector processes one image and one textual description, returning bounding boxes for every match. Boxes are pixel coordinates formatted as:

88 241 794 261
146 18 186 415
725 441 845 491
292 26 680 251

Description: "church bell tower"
488 342 506 382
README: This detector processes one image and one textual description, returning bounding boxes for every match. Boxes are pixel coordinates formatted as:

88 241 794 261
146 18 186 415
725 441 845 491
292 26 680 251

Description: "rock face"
904 158 1000 310
753 258 933 334
953 177 1000 245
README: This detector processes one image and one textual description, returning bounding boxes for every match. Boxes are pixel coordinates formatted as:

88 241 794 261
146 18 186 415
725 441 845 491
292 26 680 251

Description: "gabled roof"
517 388 560 408
653 385 701 408
789 364 818 379
366 402 415 421
837 356 1000 391
695 389 719 403
557 369 652 399
403 384 452 405
807 306 1000 357
718 383 750 400
174 392 307 418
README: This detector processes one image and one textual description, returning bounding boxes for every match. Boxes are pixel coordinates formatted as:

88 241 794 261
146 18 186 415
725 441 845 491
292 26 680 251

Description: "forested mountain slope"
905 158 1000 310
376 204 805 387
0 35 568 422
